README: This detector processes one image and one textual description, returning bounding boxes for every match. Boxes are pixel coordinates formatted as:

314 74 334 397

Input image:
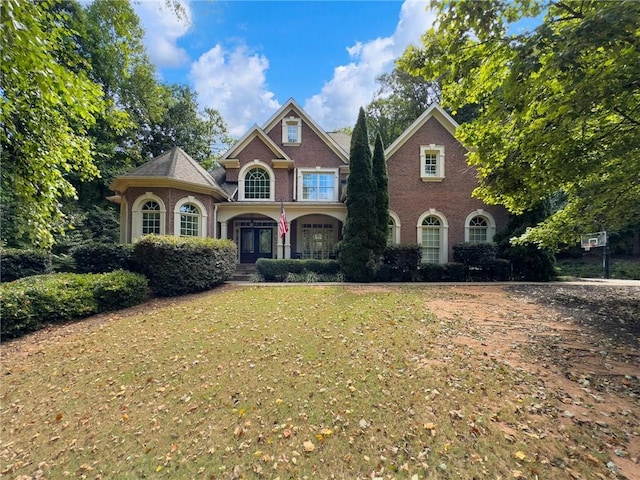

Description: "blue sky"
133 1 437 136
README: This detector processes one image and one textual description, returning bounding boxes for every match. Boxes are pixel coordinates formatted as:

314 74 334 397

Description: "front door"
240 227 273 263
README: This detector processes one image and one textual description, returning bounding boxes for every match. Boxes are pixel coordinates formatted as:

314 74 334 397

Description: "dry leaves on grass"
1 285 638 479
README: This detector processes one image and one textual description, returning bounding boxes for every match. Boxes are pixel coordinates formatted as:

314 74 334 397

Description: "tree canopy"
401 0 640 249
1 0 105 247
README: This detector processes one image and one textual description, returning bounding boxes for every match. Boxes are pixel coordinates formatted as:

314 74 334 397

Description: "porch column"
284 224 291 259
220 221 228 239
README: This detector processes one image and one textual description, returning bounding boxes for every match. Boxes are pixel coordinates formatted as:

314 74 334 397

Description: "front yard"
1 284 638 479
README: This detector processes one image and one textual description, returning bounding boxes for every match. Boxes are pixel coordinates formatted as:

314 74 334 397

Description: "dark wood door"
240 227 273 263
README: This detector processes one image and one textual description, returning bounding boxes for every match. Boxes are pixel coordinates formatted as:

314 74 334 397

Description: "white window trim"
388 211 401 245
238 160 275 201
416 209 449 264
464 209 496 243
419 144 445 182
174 196 208 238
297 168 339 202
282 116 302 145
131 192 166 241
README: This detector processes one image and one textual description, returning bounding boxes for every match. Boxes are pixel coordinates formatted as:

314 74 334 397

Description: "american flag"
278 200 288 238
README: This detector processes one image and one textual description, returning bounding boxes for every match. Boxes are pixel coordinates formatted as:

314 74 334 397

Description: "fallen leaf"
303 441 315 452
514 451 527 461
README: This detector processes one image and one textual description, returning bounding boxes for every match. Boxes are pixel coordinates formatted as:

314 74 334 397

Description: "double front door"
240 227 273 263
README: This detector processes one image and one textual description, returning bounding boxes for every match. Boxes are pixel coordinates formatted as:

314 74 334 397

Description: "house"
109 99 508 264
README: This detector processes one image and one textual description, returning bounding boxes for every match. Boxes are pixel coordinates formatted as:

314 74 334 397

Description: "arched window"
421 216 442 263
132 193 166 240
174 197 208 238
179 203 200 237
464 210 496 244
387 211 401 245
245 167 270 199
142 201 161 235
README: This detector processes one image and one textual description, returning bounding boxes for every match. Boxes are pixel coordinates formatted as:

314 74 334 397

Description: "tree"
1 0 105 248
144 85 234 169
400 0 640 249
371 133 389 257
338 108 377 282
365 68 440 146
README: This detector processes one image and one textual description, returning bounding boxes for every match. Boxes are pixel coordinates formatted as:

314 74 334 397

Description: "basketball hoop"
580 231 607 251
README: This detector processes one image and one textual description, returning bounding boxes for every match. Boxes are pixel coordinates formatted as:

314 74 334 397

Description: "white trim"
282 116 302 145
174 196 208 238
420 144 445 181
262 99 349 163
219 125 292 163
385 103 460 159
416 209 449 264
238 160 275 201
464 209 496 243
297 168 339 202
388 210 401 245
120 197 129 243
131 193 166 241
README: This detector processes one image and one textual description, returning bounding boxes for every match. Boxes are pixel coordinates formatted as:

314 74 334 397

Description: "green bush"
487 258 512 281
256 258 340 282
0 286 38 339
0 271 148 340
453 243 498 269
21 274 98 323
93 270 148 311
379 244 421 281
505 244 557 281
1 248 51 282
418 262 467 282
70 242 134 273
133 235 237 296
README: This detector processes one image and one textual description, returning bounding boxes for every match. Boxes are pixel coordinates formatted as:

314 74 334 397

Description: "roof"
327 131 352 153
219 125 292 163
384 103 460 158
261 98 350 163
109 146 230 200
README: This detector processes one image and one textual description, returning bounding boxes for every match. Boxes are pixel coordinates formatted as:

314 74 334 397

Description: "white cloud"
190 45 280 138
304 0 436 130
134 0 192 68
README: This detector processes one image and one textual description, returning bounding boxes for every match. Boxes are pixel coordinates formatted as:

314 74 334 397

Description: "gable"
262 99 349 164
385 103 461 159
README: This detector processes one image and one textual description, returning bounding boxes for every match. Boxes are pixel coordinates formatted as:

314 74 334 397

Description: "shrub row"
70 243 134 273
0 271 148 339
134 235 237 296
1 249 51 282
256 258 340 282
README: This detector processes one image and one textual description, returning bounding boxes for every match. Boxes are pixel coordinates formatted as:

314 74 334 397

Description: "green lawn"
556 256 640 280
0 285 631 479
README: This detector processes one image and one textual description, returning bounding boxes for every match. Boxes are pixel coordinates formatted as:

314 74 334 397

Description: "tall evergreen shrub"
372 133 389 257
338 108 377 282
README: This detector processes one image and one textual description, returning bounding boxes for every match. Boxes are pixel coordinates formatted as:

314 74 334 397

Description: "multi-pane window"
423 153 438 176
179 203 200 237
287 124 298 143
301 223 335 259
420 145 444 181
387 218 395 245
468 216 488 244
302 173 335 201
141 201 161 235
421 216 441 263
245 167 270 199
282 118 301 144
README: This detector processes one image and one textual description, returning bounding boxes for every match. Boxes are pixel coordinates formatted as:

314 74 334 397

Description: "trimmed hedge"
134 235 237 296
0 271 148 339
70 242 134 273
256 258 340 282
1 248 51 282
378 244 421 282
418 262 467 282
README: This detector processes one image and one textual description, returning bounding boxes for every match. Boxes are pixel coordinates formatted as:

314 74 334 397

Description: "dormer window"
282 117 301 145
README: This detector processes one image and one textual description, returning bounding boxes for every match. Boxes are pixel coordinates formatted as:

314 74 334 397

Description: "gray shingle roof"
126 146 219 188
327 131 351 155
